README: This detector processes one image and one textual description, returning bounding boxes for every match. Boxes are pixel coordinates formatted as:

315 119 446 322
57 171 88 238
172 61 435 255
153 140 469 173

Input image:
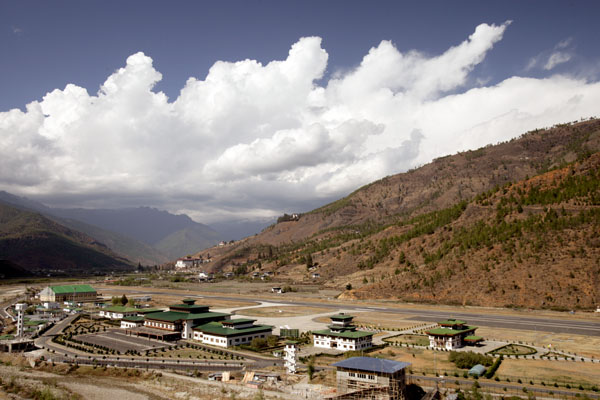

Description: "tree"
307 361 315 381
111 296 120 306
120 294 128 306
398 251 406 264
251 337 267 349
345 283 353 291
306 253 313 270
267 335 279 347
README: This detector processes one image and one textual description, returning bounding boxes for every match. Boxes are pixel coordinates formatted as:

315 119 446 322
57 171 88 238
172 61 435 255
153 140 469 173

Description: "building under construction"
329 356 411 400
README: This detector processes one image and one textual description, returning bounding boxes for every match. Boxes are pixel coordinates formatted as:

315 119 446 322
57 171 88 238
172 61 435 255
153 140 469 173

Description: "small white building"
192 318 273 348
42 302 60 310
313 313 373 351
120 315 145 328
425 319 482 350
99 306 139 320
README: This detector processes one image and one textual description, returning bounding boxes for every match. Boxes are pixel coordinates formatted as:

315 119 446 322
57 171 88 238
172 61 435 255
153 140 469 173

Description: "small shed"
468 364 487 377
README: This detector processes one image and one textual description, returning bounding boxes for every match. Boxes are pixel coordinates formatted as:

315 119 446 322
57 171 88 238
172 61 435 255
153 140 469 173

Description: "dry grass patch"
369 347 455 373
476 326 600 358
496 358 600 386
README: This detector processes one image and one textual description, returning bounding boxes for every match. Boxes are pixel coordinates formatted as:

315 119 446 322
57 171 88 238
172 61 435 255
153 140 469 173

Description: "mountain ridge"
0 202 133 275
0 193 222 263
202 119 600 310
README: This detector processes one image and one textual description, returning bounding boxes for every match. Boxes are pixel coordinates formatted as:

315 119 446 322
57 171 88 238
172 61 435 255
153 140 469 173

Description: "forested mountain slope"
203 119 600 309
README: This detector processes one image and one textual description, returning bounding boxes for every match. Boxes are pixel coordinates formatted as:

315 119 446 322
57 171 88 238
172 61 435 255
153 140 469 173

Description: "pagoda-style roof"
313 328 373 339
330 313 354 321
145 311 229 323
168 300 210 313
463 335 484 342
438 318 467 327
426 326 477 337
195 321 272 337
222 318 256 326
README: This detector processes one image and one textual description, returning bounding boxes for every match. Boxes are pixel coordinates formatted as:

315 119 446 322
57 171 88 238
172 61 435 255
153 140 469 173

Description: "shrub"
449 351 493 369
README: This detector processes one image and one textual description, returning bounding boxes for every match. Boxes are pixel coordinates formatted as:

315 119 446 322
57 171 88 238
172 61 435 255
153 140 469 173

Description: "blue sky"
3 1 598 111
1 0 599 223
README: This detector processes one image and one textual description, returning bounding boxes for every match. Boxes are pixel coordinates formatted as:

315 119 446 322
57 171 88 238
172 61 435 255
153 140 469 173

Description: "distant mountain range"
0 202 132 276
204 119 600 310
0 192 228 265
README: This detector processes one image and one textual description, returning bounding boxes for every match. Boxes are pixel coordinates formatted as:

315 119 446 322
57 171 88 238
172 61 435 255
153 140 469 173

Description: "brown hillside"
199 120 600 309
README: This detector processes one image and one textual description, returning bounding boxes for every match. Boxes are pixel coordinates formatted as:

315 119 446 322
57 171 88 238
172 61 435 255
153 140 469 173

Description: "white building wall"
194 331 269 348
313 334 372 351
120 320 142 329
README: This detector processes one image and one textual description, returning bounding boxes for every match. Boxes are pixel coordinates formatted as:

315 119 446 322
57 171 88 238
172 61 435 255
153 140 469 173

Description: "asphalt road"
118 289 600 336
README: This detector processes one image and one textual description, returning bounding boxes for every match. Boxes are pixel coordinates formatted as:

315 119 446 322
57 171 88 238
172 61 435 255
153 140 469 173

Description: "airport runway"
114 289 600 336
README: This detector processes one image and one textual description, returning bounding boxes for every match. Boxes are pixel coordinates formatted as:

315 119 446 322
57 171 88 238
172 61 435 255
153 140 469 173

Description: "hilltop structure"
425 319 482 350
39 285 97 303
313 313 373 351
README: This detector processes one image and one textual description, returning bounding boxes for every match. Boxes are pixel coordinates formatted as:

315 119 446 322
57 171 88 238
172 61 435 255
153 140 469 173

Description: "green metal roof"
122 315 145 322
50 284 96 294
330 314 354 320
144 311 188 322
464 335 483 342
168 303 209 312
135 308 163 314
312 329 373 339
222 318 256 325
185 312 230 321
425 326 477 336
438 319 467 326
145 310 229 322
195 321 273 337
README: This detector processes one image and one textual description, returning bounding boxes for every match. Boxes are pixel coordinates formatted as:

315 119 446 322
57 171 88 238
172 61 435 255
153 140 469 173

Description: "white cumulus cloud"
1 24 599 223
